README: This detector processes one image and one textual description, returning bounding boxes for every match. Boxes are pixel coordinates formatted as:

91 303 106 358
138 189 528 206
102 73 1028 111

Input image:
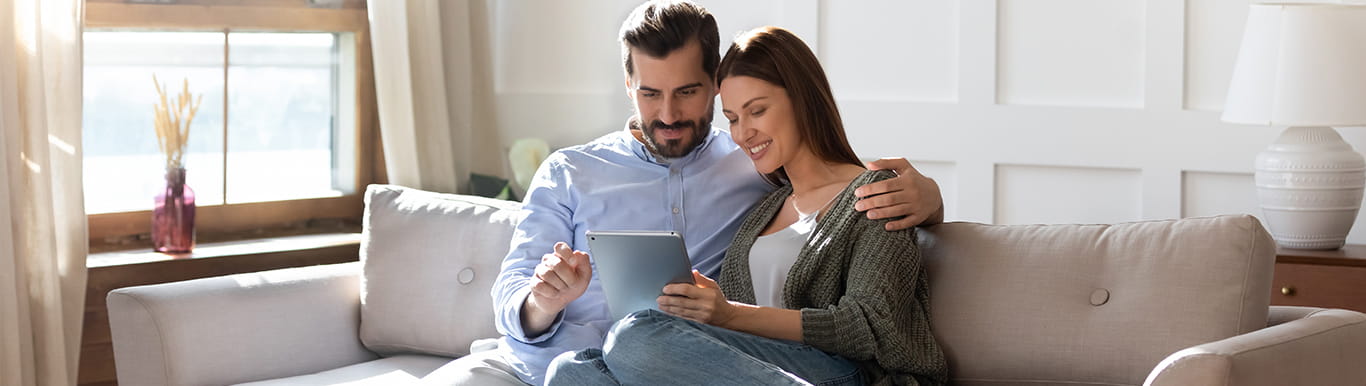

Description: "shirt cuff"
506 286 565 344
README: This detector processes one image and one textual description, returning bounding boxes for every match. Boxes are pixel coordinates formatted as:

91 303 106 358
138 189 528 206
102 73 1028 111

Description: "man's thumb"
575 253 593 277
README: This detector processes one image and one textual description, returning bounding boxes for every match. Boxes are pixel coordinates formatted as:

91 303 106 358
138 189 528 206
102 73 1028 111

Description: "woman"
547 26 946 386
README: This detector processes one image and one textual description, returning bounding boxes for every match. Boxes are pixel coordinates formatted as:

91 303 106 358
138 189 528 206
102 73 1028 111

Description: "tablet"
586 230 696 320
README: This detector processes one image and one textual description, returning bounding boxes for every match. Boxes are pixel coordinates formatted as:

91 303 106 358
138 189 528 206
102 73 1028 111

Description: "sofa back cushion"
359 185 521 357
919 215 1275 386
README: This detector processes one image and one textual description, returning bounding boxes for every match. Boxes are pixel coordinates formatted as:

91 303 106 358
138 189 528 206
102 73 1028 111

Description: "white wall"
477 0 1366 244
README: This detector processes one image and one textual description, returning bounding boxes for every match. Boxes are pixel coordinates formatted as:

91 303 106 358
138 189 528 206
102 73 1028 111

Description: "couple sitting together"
427 1 947 385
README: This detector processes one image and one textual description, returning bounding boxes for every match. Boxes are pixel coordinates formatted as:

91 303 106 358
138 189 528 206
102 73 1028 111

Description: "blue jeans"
546 309 862 386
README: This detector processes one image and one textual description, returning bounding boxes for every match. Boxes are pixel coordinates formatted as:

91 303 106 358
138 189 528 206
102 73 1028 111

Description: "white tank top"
748 210 819 308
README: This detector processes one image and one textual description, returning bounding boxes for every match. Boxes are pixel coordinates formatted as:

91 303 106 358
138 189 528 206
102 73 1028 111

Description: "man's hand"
658 271 737 327
854 157 945 231
521 242 593 336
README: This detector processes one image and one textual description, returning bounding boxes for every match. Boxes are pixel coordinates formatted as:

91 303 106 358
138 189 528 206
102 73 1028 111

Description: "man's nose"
659 95 679 124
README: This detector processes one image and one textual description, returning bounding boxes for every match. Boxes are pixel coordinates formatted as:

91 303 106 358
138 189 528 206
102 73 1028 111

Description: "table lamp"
1223 3 1366 250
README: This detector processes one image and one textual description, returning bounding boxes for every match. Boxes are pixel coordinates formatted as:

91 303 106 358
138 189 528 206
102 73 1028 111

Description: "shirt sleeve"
492 152 577 344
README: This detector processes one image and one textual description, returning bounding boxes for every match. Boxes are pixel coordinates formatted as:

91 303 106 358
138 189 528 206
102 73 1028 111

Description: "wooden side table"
1272 244 1366 312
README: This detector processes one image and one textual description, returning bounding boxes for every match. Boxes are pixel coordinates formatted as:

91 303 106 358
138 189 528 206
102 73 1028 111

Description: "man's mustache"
649 120 696 131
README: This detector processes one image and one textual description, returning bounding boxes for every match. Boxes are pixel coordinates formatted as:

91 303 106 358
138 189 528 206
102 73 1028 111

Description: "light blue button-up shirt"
491 122 773 385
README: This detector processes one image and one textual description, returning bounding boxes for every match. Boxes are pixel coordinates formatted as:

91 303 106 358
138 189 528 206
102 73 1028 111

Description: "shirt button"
672 207 680 214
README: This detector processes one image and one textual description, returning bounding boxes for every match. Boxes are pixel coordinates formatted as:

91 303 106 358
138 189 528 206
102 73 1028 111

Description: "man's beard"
638 113 712 159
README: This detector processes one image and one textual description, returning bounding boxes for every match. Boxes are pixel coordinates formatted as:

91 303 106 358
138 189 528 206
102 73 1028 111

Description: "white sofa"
107 185 1366 385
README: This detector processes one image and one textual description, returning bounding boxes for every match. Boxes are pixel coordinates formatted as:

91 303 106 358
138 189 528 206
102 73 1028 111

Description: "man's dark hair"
619 0 720 81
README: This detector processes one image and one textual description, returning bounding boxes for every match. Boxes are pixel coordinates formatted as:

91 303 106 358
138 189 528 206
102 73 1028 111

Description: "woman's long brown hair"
717 26 862 185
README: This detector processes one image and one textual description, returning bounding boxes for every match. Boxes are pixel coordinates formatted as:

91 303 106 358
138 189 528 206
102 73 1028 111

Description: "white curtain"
369 0 502 194
0 0 89 385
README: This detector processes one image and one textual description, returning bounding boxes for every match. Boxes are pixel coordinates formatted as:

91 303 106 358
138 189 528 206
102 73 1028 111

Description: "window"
83 1 378 250
84 31 356 212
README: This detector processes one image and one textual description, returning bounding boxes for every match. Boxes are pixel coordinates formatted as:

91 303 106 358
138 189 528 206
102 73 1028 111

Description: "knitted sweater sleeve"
800 220 923 360
799 175 944 384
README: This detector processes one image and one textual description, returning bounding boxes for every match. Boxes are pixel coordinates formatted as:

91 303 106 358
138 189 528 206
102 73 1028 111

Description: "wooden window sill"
87 231 362 268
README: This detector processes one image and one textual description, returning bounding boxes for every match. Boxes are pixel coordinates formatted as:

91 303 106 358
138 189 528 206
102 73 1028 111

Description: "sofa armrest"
1144 307 1366 386
108 262 378 386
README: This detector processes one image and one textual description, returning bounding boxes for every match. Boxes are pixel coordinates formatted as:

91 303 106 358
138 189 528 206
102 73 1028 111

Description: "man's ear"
625 75 636 102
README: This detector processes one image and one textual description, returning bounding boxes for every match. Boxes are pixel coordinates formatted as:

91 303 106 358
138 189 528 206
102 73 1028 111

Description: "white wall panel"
493 1 636 94
910 161 958 222
495 94 629 153
997 0 1146 108
995 165 1142 225
1181 171 1259 218
819 1 958 102
698 0 819 50
1185 0 1249 111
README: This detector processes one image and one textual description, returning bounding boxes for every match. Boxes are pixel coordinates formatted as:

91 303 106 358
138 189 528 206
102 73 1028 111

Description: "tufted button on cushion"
1090 288 1110 306
458 268 476 285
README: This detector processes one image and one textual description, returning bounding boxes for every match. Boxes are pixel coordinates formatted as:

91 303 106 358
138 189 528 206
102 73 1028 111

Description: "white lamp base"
1255 126 1365 250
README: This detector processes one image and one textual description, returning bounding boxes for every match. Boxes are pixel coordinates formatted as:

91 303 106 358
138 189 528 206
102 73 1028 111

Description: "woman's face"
721 75 801 175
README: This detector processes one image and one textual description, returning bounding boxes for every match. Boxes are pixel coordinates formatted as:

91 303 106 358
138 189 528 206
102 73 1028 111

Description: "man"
423 1 944 385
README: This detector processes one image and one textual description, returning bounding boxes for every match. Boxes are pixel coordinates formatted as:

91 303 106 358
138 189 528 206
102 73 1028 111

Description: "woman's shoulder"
829 169 911 233
829 169 895 210
855 169 897 186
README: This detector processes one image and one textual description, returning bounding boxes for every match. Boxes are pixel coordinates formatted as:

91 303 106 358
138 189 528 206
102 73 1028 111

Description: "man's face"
626 40 715 158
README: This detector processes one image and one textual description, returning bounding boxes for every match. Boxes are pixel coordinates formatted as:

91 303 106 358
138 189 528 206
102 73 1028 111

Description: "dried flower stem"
152 75 202 169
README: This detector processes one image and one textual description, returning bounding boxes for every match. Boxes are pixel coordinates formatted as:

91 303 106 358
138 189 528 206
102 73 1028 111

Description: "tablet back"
586 231 696 320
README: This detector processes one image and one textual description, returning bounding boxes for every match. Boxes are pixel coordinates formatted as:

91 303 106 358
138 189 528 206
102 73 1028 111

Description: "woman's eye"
751 108 766 117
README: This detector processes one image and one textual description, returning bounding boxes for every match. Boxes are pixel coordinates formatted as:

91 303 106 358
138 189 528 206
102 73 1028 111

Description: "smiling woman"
81 0 380 251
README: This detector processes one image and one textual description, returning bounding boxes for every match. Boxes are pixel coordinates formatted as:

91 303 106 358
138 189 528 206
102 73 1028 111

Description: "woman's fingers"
692 270 719 288
661 282 696 297
658 301 711 323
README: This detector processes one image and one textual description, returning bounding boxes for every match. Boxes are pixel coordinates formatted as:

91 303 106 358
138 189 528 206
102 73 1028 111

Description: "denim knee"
546 349 616 386
602 310 692 370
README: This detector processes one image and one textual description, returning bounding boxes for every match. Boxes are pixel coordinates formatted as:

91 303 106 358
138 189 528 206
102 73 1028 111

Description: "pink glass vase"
152 166 196 253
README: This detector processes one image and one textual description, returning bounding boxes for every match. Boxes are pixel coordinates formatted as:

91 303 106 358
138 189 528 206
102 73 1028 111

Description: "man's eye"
641 92 658 98
679 89 696 96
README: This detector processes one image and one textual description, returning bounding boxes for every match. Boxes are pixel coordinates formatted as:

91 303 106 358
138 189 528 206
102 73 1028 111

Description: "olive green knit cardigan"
718 170 947 386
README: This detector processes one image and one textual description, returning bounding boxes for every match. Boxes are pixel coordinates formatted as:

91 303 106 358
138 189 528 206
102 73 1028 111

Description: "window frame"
84 0 382 251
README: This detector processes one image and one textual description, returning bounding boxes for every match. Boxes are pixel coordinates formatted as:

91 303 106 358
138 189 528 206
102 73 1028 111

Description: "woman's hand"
658 270 738 327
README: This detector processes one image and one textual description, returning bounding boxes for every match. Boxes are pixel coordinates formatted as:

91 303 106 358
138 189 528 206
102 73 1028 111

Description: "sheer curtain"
368 0 502 194
0 0 89 385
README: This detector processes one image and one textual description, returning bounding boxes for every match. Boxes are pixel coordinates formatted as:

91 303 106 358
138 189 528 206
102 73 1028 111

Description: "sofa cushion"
919 215 1275 386
232 355 449 386
360 185 521 357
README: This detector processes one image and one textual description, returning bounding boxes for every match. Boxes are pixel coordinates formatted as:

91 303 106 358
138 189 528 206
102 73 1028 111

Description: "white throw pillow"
359 185 521 357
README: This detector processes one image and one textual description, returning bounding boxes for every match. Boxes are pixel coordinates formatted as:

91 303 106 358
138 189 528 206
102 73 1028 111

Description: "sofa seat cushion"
919 215 1275 386
233 355 451 386
360 185 522 357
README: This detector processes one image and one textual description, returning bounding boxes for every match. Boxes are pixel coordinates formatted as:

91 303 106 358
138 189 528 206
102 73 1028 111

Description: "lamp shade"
1222 4 1366 126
